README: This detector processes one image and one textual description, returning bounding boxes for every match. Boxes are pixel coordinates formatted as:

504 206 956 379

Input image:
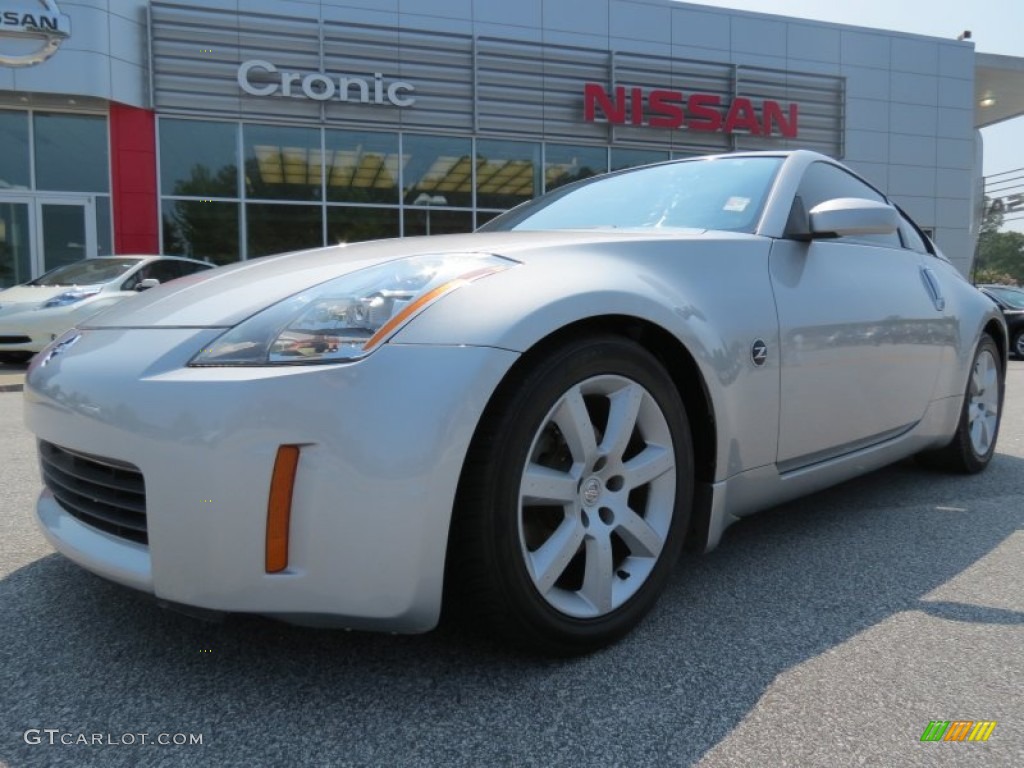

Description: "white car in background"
0 256 213 364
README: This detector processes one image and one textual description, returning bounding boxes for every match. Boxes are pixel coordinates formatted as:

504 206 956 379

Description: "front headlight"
190 252 516 366
41 289 101 309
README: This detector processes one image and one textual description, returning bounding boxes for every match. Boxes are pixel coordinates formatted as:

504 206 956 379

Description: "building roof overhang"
975 52 1024 128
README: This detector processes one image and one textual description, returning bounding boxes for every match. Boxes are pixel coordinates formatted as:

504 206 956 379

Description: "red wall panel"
109 104 159 254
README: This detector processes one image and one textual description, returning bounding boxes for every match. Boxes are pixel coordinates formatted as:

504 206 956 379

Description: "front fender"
393 240 781 481
930 261 1008 400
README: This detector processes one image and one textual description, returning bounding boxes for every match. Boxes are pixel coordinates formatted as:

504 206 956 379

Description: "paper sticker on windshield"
724 197 750 212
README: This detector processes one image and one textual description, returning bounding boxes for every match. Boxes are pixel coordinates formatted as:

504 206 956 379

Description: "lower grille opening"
39 441 148 545
0 335 31 344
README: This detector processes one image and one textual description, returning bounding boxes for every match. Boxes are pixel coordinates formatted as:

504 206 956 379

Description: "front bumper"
0 325 52 354
0 307 76 353
25 328 518 632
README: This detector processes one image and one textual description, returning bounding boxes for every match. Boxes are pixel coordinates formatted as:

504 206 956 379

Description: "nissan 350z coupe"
24 151 1006 654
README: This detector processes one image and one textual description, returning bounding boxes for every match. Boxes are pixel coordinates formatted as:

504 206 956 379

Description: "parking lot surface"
1 363 1022 767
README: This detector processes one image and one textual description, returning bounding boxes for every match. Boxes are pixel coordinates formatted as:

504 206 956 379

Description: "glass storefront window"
39 203 88 271
95 196 112 256
544 144 607 192
475 139 540 210
244 125 322 202
610 148 669 171
402 134 472 208
34 113 109 192
327 206 399 245
152 122 700 262
246 203 323 258
475 211 502 230
160 119 238 198
0 202 32 288
403 208 473 238
325 130 400 205
0 111 30 190
163 199 239 265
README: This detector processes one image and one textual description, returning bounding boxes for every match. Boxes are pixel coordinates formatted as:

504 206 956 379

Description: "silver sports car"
24 150 1006 654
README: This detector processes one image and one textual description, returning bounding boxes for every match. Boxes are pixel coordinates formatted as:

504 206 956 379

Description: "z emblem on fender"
751 339 768 367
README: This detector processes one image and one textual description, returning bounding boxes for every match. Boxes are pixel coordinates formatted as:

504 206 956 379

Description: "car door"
769 162 944 468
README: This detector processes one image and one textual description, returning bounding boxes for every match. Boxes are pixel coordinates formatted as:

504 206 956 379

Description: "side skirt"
694 395 962 552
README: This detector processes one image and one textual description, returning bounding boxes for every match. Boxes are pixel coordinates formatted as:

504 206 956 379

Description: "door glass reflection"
0 202 32 288
41 204 87 272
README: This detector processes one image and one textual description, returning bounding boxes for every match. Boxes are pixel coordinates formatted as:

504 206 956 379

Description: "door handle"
920 267 946 312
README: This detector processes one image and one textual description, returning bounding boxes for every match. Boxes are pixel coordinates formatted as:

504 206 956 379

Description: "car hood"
0 285 98 315
81 230 730 329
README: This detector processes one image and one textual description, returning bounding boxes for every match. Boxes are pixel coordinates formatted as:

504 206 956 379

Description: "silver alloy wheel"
968 348 999 456
517 375 676 619
1015 333 1024 359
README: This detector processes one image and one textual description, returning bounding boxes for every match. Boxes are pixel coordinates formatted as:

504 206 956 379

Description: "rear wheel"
1012 329 1024 360
918 334 1002 473
451 337 693 654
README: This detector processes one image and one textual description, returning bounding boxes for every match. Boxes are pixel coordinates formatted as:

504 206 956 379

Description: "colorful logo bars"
920 721 997 742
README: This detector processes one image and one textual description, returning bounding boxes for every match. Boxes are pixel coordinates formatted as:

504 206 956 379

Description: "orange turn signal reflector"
362 280 466 352
266 445 300 573
361 265 508 352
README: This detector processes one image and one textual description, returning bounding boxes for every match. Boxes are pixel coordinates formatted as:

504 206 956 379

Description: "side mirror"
808 198 899 239
135 278 160 292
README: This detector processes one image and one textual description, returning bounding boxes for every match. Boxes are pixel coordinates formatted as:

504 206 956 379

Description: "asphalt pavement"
0 362 25 392
1 364 1022 767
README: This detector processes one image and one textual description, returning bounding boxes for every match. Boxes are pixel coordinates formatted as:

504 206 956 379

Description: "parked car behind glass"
0 256 212 364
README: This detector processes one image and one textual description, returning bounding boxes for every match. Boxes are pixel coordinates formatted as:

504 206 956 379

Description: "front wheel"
451 337 694 654
918 334 1003 473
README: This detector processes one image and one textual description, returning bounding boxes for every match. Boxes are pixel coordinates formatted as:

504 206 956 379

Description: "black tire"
0 352 32 365
449 336 693 655
1012 329 1024 361
917 334 1003 474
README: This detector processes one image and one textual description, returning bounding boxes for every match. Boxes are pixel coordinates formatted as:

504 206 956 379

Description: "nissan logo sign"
0 0 71 67
238 60 416 107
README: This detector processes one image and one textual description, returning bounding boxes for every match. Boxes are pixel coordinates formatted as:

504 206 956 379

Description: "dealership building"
1 0 1023 288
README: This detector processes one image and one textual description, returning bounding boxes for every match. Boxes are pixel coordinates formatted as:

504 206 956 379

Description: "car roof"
120 254 210 263
85 255 211 266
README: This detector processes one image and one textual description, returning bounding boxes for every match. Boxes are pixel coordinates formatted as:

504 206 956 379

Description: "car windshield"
479 156 784 234
986 286 1024 310
28 259 142 287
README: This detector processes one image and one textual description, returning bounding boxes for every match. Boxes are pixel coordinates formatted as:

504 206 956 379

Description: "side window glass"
791 162 901 248
177 260 210 277
120 268 144 291
146 261 182 283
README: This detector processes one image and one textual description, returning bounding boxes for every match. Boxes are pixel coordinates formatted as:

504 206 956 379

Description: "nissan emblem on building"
0 0 70 67
238 59 416 107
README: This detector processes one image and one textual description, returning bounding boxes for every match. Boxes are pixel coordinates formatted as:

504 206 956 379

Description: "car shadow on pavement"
1 454 1022 767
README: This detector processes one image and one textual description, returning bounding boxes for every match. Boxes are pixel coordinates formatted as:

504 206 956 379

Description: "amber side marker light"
266 445 300 573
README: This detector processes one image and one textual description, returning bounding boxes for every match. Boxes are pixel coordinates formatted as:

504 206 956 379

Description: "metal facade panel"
733 68 844 155
476 38 547 136
150 2 844 156
392 30 474 133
